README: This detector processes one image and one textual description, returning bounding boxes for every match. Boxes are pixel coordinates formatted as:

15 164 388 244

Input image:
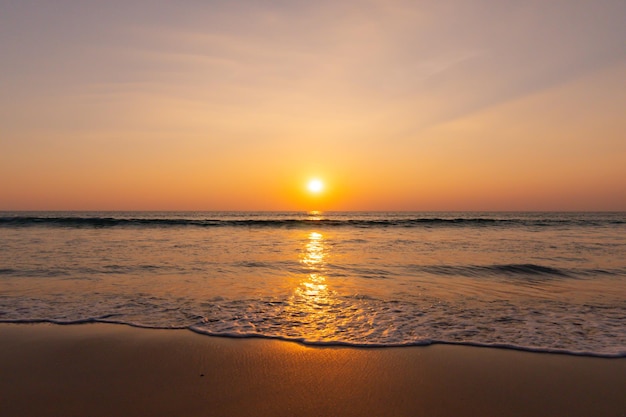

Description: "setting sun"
307 179 324 194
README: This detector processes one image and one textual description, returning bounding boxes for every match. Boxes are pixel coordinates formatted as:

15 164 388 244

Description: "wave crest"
1 215 622 229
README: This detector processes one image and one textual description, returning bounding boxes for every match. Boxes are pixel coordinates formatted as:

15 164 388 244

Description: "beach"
1 323 625 417
1 213 625 416
3 0 626 413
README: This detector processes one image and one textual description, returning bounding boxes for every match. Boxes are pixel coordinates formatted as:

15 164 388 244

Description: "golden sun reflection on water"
283 231 342 340
298 232 328 300
307 211 324 221
282 231 367 342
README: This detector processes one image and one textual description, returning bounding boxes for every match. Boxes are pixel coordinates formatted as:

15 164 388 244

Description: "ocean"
1 211 624 357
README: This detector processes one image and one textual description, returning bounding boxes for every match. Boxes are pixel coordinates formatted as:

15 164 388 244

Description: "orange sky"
1 1 625 211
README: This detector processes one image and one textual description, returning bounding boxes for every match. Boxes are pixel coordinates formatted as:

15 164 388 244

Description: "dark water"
1 211 624 356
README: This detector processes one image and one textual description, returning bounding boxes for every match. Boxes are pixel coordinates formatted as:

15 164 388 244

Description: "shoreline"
5 320 624 358
2 323 625 417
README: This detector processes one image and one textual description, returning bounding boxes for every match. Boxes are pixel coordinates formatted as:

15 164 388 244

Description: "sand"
1 323 624 417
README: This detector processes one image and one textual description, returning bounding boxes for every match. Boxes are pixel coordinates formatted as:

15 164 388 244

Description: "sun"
307 179 324 194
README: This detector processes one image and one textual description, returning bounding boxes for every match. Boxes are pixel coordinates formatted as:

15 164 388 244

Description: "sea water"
1 212 624 356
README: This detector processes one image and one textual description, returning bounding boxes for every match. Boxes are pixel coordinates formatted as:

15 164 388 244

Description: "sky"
1 0 625 211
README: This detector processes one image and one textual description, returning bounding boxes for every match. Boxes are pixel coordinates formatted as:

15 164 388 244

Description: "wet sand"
1 323 624 417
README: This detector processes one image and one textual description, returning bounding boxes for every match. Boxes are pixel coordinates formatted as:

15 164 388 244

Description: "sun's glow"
307 179 324 193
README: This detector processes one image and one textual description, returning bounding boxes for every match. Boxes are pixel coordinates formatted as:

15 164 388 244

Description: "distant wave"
2 262 623 279
1 215 623 229
411 263 573 277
